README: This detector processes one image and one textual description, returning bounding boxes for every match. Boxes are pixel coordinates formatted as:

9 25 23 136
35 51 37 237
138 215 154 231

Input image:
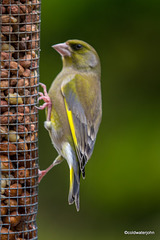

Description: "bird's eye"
71 44 83 51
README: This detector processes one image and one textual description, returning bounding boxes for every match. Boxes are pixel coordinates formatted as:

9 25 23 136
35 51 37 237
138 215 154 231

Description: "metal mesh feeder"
0 0 40 239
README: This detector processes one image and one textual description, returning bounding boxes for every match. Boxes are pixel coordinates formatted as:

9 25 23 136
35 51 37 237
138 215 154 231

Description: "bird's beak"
52 43 71 57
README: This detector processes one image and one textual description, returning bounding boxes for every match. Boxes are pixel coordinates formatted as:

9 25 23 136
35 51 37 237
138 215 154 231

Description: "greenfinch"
38 39 102 211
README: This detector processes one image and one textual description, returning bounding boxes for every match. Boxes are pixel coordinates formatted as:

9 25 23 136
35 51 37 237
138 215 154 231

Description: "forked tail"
68 167 80 211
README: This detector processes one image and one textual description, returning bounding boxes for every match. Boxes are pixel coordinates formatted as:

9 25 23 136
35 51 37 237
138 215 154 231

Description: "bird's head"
52 39 101 75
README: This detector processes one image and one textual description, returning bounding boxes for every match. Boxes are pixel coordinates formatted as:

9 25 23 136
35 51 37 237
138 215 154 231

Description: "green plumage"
45 40 102 211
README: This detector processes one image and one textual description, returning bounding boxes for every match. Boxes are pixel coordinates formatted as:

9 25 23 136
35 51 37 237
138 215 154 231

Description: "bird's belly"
49 126 62 155
46 96 71 155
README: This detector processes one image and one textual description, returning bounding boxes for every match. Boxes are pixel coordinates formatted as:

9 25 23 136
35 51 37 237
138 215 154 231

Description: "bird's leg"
37 83 52 121
38 155 63 183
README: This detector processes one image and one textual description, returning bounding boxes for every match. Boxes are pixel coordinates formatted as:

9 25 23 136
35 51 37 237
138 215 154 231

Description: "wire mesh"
0 0 40 239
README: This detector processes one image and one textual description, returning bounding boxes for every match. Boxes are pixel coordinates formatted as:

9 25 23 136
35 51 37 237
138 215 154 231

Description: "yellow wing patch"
70 166 74 191
64 98 78 147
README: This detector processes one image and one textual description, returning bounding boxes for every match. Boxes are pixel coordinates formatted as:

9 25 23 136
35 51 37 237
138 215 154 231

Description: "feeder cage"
0 0 40 239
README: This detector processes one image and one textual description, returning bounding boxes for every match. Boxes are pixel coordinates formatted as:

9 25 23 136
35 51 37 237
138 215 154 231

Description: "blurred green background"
38 0 160 239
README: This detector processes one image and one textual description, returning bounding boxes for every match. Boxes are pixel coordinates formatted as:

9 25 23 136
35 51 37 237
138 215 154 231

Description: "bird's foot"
38 156 63 183
37 83 51 109
36 83 52 121
38 169 48 183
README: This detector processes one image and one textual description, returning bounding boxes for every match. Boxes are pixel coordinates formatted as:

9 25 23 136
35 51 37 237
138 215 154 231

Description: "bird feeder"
0 0 40 239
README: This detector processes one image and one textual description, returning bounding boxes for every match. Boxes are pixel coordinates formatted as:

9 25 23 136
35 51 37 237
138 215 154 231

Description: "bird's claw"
35 103 48 110
37 83 52 121
38 169 47 183
37 83 52 108
38 92 43 97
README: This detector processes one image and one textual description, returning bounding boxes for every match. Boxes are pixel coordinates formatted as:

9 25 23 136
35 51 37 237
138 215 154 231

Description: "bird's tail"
68 166 80 211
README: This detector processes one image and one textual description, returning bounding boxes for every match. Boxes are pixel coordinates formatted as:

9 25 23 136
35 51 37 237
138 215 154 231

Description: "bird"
37 39 102 211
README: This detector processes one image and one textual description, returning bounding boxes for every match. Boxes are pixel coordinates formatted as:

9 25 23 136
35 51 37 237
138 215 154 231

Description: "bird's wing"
61 74 102 176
